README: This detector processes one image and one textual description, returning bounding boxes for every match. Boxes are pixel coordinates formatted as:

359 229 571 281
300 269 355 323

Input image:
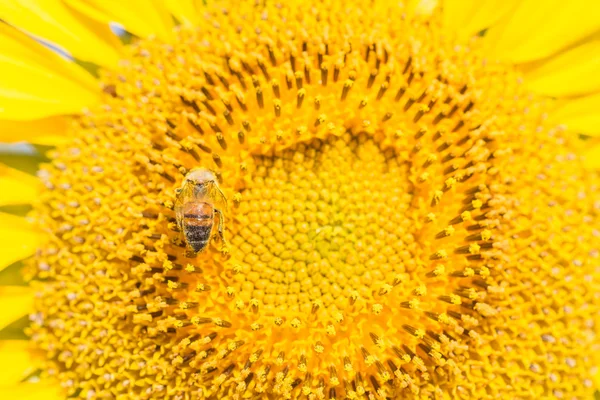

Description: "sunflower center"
27 1 600 399
231 134 410 315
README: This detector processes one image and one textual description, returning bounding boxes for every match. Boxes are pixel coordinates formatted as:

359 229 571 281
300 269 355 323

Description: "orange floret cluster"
27 1 600 399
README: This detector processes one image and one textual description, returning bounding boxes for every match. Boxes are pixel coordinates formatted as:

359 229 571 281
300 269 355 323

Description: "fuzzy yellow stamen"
25 1 600 399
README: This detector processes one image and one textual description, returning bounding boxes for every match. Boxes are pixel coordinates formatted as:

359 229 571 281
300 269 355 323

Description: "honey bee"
175 169 227 254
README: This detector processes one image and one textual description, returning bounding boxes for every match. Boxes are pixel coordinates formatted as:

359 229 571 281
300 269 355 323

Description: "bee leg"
214 208 227 246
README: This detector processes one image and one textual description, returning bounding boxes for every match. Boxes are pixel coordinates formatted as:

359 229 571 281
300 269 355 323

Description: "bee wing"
207 182 228 212
174 182 196 230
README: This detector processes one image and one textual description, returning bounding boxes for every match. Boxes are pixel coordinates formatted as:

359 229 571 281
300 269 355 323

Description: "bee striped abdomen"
182 202 214 253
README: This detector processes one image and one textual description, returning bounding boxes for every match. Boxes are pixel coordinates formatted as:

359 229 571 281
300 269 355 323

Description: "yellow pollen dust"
26 1 600 399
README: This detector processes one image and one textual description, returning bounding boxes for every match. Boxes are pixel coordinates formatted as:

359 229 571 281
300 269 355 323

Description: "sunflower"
1 0 600 398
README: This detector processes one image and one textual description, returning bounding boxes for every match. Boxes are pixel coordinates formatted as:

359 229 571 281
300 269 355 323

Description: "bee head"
185 168 218 186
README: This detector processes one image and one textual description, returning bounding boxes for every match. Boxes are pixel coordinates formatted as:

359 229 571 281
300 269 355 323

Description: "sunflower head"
0 0 597 399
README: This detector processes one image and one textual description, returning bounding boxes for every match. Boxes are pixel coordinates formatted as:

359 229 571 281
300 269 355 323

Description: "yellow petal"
65 0 174 41
402 0 438 16
0 340 38 385
0 286 34 330
27 135 71 147
0 382 62 400
523 38 600 98
0 24 99 120
442 0 519 41
165 0 202 25
0 212 40 271
550 92 600 136
483 0 600 63
582 143 600 169
0 116 68 143
0 0 122 67
0 164 39 206
594 368 600 393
